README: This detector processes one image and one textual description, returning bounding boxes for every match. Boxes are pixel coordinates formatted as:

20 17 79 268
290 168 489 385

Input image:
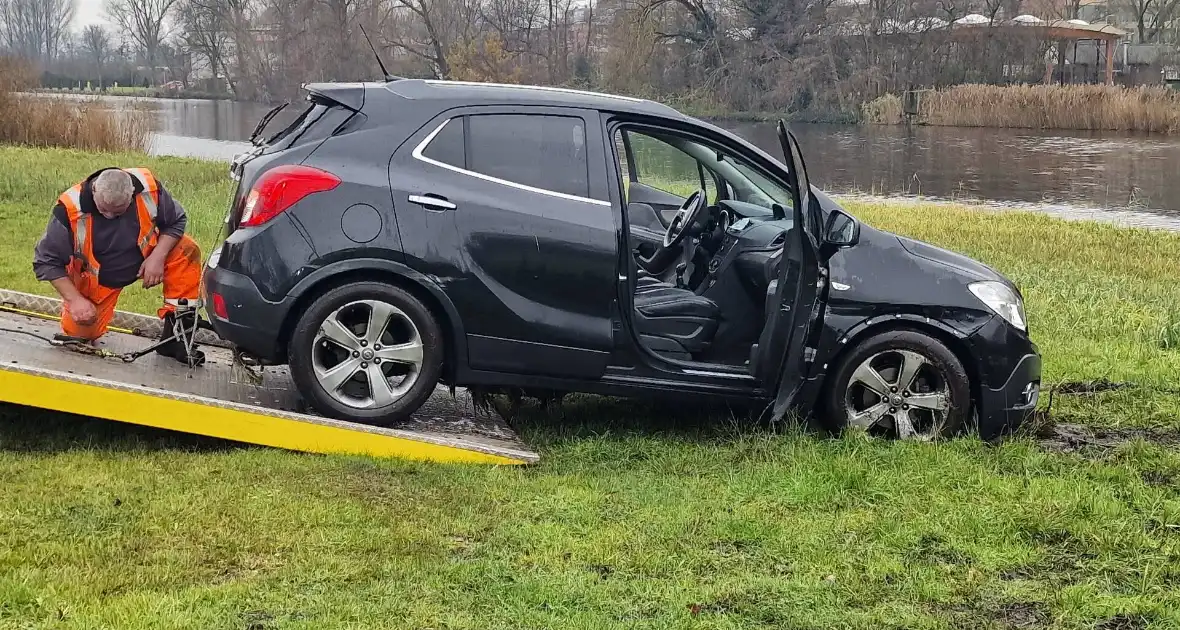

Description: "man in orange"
32 167 206 366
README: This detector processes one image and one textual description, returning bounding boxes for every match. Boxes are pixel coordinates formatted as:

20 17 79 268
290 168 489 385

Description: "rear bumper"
201 247 288 364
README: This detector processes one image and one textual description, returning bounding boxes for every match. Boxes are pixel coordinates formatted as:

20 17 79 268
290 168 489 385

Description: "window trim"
412 117 610 207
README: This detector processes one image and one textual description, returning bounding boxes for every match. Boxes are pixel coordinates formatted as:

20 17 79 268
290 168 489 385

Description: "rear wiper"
249 101 289 146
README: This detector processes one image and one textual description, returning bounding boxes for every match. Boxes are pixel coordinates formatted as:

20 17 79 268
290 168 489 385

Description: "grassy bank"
2 147 1180 629
0 57 153 151
863 84 1180 133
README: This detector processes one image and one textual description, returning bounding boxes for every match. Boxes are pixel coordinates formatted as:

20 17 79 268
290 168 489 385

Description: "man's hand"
138 252 166 288
66 296 98 326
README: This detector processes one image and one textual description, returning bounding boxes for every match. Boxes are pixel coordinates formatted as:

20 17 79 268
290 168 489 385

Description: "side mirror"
823 209 860 248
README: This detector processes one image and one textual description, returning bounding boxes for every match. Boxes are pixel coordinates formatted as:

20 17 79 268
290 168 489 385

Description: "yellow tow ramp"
0 289 537 465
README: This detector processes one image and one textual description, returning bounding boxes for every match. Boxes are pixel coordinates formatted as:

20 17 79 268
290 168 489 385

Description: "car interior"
613 126 798 372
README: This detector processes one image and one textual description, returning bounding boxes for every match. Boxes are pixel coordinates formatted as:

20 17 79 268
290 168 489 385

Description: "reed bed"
0 57 154 152
863 83 1180 133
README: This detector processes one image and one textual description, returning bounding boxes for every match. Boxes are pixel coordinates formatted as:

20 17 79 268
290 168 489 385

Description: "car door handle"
408 194 457 211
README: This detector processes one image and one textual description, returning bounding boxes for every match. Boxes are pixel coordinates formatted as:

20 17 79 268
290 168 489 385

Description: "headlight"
969 281 1027 332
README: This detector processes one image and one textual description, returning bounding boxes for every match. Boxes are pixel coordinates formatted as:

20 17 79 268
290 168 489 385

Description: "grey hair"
93 169 134 211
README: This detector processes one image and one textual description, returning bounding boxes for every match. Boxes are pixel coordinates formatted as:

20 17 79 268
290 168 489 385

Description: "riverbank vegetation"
0 58 152 152
3 147 1180 628
36 85 235 101
12 0 1180 130
863 84 1180 133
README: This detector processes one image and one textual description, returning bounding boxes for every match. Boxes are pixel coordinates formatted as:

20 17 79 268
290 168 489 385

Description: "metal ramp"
0 290 537 465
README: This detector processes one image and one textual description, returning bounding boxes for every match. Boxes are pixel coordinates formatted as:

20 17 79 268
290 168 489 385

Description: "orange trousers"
61 235 203 340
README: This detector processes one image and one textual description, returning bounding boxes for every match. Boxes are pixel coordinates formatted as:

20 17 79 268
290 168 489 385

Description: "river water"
79 94 1180 229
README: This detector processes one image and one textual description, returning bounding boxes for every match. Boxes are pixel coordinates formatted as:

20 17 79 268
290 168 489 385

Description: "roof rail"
422 79 647 103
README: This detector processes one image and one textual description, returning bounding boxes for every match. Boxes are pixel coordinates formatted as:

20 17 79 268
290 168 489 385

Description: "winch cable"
0 303 137 335
0 304 207 366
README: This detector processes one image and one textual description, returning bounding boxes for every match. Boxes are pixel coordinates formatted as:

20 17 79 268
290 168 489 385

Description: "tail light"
239 165 341 227
211 292 229 320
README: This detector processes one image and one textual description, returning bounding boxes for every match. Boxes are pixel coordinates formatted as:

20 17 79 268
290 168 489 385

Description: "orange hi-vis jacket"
56 167 162 278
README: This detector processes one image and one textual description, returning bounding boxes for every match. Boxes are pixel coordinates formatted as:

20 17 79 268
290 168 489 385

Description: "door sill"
682 367 754 380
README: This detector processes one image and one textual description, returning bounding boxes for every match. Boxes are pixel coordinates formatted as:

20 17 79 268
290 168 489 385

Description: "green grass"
846 202 1180 432
2 146 1180 629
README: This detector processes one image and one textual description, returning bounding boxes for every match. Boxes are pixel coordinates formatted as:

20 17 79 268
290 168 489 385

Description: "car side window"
421 117 465 168
466 113 591 199
619 127 791 214
624 131 705 199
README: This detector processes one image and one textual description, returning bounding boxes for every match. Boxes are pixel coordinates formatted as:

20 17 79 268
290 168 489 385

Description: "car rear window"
259 98 354 153
261 103 321 145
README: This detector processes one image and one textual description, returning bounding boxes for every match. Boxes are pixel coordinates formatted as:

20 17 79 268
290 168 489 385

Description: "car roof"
300 79 788 168
369 78 689 119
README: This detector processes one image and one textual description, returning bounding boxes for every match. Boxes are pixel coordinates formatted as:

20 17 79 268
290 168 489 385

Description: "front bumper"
201 246 289 364
968 317 1042 440
976 352 1041 440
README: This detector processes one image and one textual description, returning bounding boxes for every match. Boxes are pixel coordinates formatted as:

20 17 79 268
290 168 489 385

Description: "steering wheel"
663 190 708 249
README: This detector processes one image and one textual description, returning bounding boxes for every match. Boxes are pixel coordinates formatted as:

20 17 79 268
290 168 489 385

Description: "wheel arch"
818 315 982 421
278 259 466 382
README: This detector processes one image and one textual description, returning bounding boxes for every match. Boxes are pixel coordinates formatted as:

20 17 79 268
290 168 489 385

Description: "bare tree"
105 0 178 71
382 0 474 78
384 0 446 77
1119 0 1180 42
101 0 1091 115
0 0 75 60
179 0 231 82
82 24 112 85
42 0 75 59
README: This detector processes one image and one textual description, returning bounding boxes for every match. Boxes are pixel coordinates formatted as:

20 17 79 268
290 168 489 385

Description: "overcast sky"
74 0 107 30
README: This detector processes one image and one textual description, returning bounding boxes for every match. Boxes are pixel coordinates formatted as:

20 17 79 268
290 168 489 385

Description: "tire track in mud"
1032 379 1180 454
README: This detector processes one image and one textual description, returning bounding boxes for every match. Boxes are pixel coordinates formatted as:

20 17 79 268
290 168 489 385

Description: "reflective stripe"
139 190 158 220
76 215 90 266
138 230 157 252
126 168 159 220
61 187 82 213
124 168 160 256
60 186 99 274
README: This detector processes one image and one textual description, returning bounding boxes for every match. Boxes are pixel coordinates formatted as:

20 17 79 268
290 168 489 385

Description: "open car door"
752 121 827 421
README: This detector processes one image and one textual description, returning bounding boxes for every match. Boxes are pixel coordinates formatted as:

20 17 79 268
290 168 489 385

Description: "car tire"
288 281 444 426
823 329 972 440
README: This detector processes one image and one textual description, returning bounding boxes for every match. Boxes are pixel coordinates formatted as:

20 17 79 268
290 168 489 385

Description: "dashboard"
701 201 792 302
714 199 775 234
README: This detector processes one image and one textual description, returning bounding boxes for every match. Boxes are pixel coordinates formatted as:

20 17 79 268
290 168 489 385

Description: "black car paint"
389 106 620 381
202 79 1040 436
799 189 1040 437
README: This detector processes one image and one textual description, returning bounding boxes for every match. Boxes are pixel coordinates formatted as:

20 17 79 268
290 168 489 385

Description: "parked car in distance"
202 79 1041 440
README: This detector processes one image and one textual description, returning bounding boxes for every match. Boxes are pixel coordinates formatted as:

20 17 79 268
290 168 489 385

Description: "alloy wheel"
311 299 424 409
843 349 952 439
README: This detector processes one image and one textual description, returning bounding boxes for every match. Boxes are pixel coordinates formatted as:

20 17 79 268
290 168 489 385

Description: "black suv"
202 79 1041 440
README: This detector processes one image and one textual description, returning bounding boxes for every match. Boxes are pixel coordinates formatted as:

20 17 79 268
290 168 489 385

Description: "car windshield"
721 154 793 212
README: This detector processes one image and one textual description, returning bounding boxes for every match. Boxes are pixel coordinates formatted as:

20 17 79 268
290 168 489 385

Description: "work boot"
155 311 206 367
